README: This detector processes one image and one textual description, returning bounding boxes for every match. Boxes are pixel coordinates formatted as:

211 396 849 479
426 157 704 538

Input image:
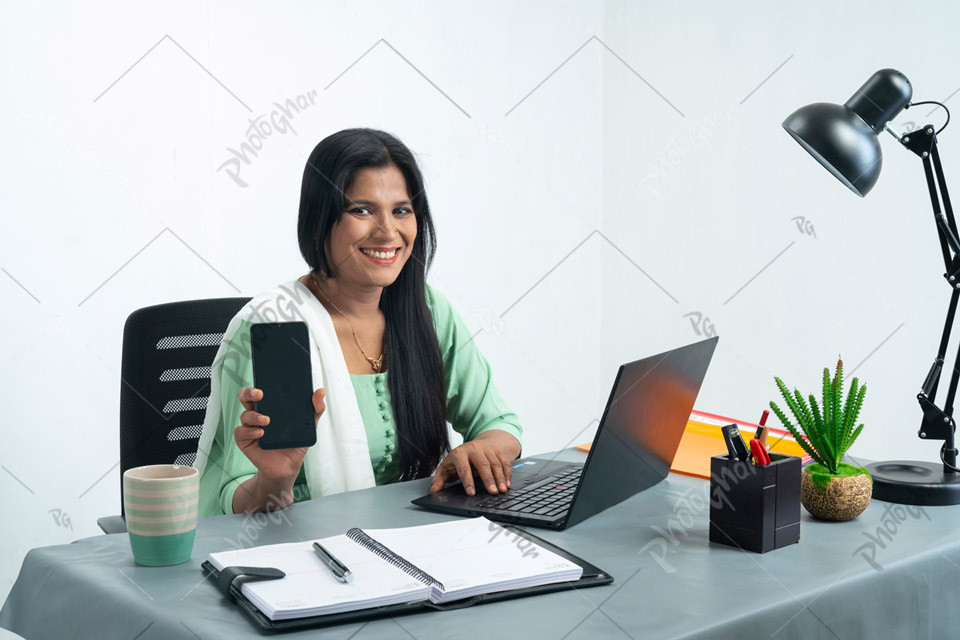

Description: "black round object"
867 460 960 506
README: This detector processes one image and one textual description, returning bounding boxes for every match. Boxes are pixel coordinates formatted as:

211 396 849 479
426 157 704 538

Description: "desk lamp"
783 68 960 505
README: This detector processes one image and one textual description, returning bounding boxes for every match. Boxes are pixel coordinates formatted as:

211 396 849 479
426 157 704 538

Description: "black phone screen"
249 322 317 450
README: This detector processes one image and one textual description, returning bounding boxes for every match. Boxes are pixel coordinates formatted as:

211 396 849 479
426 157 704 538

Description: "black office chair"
97 296 251 534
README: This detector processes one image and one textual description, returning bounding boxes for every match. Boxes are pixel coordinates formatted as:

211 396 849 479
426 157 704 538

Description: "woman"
194 128 523 516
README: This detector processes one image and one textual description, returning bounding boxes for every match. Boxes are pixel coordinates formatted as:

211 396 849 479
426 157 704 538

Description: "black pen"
312 542 353 583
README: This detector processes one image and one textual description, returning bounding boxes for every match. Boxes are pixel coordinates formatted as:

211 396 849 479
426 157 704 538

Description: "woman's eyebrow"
346 198 412 206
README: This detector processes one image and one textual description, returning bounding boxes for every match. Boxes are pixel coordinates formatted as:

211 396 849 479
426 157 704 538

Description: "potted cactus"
769 356 872 521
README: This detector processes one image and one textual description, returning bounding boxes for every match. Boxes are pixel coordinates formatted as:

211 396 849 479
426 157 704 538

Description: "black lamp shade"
783 102 882 197
783 69 913 197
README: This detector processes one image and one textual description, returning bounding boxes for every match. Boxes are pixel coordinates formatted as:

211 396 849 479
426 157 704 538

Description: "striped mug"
123 464 199 566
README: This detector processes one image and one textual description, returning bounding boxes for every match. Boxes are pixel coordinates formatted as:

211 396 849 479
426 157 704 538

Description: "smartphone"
249 321 317 450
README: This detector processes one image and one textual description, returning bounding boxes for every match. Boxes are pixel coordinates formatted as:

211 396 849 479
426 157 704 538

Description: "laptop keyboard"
472 467 582 518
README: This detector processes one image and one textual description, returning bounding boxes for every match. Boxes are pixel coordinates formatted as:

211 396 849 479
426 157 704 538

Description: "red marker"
754 410 771 448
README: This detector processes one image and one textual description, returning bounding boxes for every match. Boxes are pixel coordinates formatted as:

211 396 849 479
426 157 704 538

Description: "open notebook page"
356 516 583 603
207 534 432 620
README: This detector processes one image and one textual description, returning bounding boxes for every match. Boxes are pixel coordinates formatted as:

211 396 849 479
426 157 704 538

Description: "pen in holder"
709 452 801 553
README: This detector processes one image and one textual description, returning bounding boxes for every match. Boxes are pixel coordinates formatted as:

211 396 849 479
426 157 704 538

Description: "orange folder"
575 409 809 480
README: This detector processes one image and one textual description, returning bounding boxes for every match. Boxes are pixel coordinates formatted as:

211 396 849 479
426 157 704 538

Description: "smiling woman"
194 128 524 516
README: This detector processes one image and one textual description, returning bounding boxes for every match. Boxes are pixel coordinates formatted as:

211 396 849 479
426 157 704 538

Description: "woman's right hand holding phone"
232 386 325 511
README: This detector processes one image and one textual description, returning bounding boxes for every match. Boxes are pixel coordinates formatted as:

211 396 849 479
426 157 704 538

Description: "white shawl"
193 278 376 499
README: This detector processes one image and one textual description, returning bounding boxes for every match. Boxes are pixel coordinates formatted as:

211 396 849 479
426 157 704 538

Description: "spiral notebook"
205 517 593 623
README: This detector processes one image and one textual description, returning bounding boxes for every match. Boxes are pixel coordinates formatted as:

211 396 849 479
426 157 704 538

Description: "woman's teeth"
361 248 397 259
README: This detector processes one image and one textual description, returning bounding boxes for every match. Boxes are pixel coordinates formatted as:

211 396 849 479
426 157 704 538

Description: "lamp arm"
903 127 960 472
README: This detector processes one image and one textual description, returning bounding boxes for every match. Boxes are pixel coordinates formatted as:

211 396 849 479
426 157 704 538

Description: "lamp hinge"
901 125 937 158
918 393 956 440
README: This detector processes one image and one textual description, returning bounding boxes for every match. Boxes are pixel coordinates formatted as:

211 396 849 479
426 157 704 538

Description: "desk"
3 448 960 639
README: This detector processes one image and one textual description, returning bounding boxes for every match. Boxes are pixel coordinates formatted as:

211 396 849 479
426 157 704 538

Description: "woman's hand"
233 386 326 485
429 430 522 496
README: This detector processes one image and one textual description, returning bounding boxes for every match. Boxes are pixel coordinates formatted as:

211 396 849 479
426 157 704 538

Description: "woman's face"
323 164 418 290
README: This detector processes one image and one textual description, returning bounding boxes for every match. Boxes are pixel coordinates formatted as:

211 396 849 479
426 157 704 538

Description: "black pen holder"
709 453 801 553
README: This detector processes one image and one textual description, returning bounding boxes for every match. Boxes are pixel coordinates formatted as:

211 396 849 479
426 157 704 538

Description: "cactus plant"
769 356 866 475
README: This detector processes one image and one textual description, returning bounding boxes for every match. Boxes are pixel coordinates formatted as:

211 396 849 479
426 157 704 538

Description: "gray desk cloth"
3 448 960 639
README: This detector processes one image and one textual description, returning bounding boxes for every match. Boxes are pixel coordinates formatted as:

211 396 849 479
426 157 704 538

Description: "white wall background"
2 0 958 604
600 0 960 469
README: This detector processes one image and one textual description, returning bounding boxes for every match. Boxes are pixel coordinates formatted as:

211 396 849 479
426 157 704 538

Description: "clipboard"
201 524 613 633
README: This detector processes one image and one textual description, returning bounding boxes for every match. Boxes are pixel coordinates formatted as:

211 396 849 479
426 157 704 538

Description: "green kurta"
198 283 523 517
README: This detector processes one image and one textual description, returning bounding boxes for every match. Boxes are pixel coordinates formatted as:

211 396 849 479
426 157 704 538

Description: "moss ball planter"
800 462 872 521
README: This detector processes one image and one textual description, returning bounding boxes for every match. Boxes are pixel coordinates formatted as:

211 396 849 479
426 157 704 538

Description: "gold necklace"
310 272 384 373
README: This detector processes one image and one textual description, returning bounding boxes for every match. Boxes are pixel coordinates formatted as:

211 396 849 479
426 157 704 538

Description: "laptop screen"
566 337 718 526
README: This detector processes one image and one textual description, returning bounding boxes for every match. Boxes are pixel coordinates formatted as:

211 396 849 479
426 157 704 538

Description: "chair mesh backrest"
118 296 250 515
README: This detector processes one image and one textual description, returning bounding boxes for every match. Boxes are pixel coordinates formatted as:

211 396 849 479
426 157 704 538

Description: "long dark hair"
297 128 449 481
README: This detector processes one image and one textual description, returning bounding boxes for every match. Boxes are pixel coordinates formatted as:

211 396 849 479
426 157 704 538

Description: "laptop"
411 336 718 529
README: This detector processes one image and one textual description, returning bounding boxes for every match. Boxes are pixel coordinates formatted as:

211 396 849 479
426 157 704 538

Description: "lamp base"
866 460 960 505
